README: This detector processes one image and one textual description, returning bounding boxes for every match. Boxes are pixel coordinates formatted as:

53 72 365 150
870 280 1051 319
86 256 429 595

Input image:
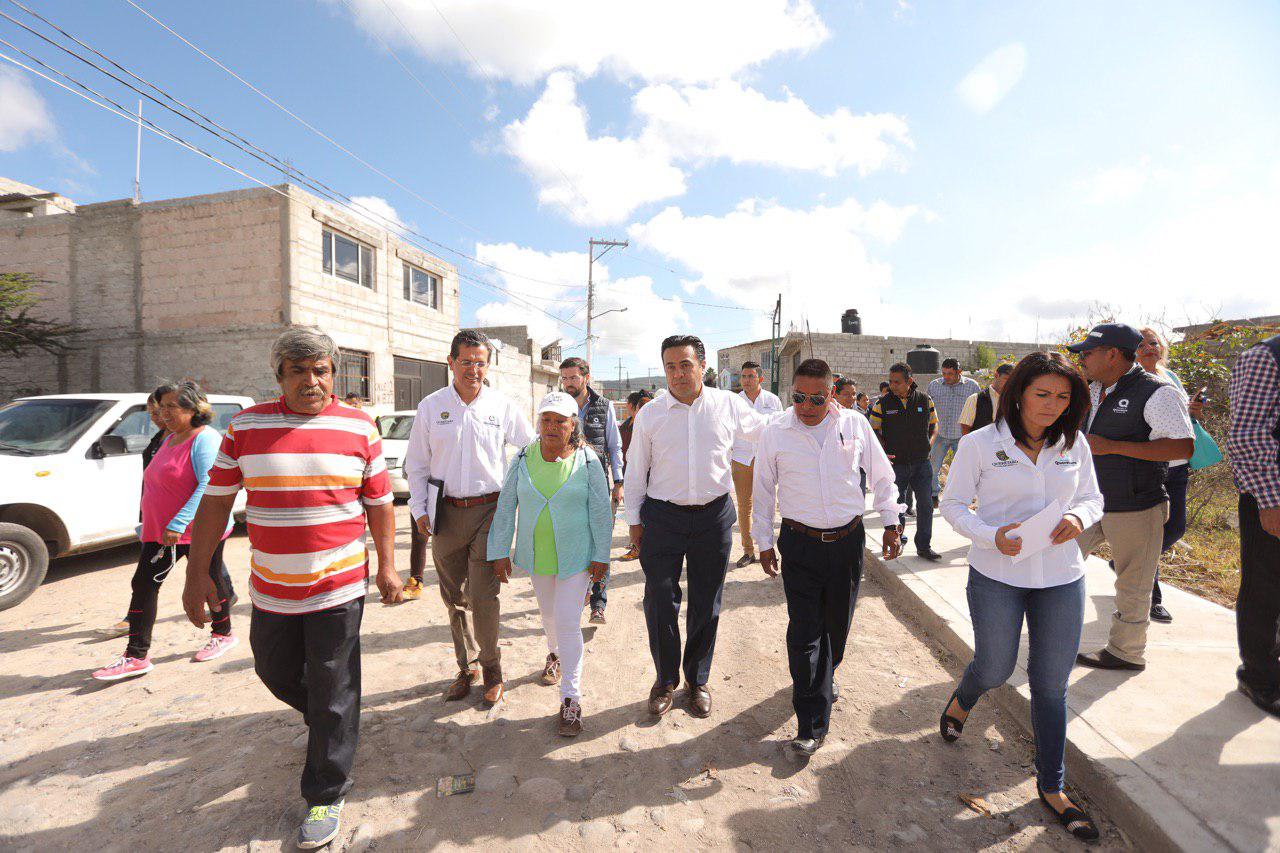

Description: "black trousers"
639 494 735 688
250 598 364 806
778 521 865 740
126 540 232 658
1238 492 1280 695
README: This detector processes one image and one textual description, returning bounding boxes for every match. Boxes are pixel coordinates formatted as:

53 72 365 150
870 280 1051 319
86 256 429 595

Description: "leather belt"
444 492 500 508
660 494 729 513
781 516 863 542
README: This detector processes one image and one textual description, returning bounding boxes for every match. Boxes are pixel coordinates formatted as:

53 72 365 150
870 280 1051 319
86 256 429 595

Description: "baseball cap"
1066 323 1144 354
538 391 578 419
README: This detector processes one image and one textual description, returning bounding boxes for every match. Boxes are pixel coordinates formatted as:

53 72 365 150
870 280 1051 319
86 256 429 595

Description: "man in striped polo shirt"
182 327 401 850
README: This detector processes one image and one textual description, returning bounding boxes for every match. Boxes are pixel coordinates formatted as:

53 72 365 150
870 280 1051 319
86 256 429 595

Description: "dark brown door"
393 356 448 411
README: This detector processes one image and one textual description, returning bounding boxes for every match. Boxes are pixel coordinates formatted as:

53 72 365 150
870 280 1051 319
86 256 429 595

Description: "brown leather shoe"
445 666 479 700
558 698 583 737
648 681 677 716
688 684 712 718
482 664 504 705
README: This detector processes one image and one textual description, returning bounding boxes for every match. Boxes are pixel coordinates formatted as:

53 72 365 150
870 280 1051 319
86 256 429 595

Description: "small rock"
408 714 434 733
891 823 927 844
615 806 646 828
649 806 669 828
579 821 615 844
987 737 1001 752
345 823 374 853
566 783 590 802
292 732 309 748
476 764 516 793
518 776 566 803
619 736 640 753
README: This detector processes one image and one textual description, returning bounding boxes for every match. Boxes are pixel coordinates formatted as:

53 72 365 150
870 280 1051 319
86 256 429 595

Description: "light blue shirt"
486 443 613 577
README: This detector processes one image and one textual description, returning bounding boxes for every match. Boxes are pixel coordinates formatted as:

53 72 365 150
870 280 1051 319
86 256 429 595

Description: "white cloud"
502 72 687 225
627 196 922 334
472 241 689 361
0 68 55 152
1075 156 1152 205
505 75 914 225
339 0 828 85
349 195 406 232
634 80 912 176
956 43 1027 114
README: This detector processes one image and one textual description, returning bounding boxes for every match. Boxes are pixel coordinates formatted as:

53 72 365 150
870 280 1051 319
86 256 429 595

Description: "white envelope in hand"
1009 499 1064 565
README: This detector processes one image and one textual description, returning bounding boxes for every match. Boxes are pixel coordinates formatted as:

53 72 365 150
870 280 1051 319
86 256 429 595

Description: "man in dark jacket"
960 362 1013 435
1070 324 1194 672
869 362 940 560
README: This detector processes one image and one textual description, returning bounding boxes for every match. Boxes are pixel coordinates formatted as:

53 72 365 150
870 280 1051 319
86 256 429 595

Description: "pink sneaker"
193 633 238 662
92 656 153 681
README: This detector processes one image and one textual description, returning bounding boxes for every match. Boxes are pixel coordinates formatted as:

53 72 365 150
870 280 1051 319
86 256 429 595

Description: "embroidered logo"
992 449 1018 468
486 414 499 425
995 450 1010 461
441 411 450 420
1117 399 1130 410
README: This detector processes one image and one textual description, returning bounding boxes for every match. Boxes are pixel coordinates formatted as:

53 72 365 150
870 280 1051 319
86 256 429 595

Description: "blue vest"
1088 365 1169 512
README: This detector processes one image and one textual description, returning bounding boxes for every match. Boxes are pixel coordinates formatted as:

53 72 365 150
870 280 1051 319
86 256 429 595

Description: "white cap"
538 392 579 419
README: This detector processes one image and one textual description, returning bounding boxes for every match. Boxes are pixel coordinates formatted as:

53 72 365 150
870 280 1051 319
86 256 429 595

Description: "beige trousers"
731 460 756 556
431 501 501 670
1077 502 1168 666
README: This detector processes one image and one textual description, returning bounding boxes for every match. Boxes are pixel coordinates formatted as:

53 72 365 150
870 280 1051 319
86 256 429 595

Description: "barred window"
336 348 371 400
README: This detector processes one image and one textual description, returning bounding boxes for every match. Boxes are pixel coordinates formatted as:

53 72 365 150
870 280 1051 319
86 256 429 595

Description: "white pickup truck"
0 392 254 611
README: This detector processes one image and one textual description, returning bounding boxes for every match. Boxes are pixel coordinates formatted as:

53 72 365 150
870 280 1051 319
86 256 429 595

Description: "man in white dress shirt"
753 358 904 755
624 335 771 718
730 361 785 568
404 330 535 704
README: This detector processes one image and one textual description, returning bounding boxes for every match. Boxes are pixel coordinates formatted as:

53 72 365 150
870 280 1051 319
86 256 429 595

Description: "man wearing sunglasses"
752 358 904 755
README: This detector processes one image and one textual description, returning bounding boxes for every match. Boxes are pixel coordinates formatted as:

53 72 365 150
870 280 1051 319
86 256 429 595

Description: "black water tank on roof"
841 308 862 334
907 343 940 375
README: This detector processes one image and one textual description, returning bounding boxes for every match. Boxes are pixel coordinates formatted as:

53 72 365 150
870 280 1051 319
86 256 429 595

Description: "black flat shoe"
1149 604 1172 623
1076 649 1145 671
1038 785 1099 841
939 689 966 742
918 548 942 562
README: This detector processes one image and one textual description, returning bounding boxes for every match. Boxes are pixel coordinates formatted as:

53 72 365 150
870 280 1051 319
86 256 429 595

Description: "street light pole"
586 238 628 366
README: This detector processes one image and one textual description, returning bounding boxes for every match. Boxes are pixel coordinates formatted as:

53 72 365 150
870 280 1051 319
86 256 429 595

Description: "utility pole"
616 357 624 389
769 293 782 394
586 238 628 366
133 99 143 204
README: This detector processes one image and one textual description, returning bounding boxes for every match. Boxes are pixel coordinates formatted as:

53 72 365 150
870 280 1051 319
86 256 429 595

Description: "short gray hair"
272 326 339 378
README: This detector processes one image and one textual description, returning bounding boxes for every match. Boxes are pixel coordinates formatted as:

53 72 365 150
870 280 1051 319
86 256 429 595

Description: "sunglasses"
792 392 828 406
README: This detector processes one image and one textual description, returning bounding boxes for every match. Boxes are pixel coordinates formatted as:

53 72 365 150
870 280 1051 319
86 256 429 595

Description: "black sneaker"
734 553 757 568
790 735 824 756
297 800 343 849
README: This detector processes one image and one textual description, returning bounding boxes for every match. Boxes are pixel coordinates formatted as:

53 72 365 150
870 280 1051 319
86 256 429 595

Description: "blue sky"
2 0 1278 377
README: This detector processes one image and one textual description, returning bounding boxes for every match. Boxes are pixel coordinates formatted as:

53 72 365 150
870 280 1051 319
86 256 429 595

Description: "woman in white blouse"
938 351 1104 841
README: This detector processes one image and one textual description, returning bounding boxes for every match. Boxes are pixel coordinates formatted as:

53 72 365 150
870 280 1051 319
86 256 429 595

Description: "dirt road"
0 506 1124 851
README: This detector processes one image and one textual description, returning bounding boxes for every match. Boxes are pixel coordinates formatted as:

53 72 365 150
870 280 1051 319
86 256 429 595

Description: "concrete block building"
0 178 464 407
717 328 1043 395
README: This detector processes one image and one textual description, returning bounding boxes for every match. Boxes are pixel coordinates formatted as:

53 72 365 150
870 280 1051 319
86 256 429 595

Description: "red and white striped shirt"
206 396 392 614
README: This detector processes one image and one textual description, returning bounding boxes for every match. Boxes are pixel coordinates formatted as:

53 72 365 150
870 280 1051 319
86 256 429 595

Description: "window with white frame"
403 263 440 309
322 228 374 289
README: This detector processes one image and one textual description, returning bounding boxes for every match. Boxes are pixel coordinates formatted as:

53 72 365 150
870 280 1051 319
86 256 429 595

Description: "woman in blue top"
488 392 612 737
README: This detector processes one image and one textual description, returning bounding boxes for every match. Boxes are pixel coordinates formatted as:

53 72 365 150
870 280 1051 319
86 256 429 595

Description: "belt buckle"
821 530 838 543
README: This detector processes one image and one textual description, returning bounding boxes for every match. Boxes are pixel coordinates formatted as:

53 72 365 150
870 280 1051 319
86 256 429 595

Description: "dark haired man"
404 329 535 702
869 363 941 560
560 357 624 622
1069 323 1193 671
1227 332 1280 716
754 358 902 754
927 357 980 505
959 362 1014 435
624 334 770 717
730 360 785 567
834 377 858 410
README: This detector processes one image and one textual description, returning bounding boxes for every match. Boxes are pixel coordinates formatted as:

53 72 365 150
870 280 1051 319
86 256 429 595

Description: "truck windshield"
0 399 115 456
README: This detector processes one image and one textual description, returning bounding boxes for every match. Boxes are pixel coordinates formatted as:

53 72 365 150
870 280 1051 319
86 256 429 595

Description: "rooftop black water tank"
841 308 862 334
907 343 940 375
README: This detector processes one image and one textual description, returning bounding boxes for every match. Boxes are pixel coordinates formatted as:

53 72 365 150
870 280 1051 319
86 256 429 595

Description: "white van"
0 393 254 611
376 410 415 499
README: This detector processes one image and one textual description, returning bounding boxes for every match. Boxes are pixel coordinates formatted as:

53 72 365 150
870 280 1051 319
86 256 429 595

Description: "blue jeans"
893 460 933 551
929 436 960 497
955 568 1085 792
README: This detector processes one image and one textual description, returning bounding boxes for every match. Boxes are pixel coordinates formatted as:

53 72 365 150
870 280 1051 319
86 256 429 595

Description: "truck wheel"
0 522 49 612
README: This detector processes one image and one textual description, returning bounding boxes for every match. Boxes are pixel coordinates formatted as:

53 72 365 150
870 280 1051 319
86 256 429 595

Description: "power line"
0 46 586 334
3 3 586 291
